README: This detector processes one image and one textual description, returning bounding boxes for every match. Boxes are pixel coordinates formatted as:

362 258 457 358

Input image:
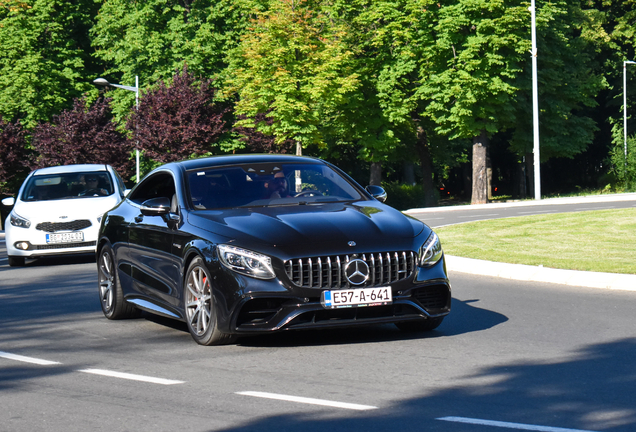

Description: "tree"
347 0 470 205
509 1 603 195
32 97 133 177
227 0 360 155
0 117 33 194
422 0 530 204
0 0 102 128
126 67 231 164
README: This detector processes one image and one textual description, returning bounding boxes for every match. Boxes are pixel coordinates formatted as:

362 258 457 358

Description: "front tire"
8 256 25 267
395 317 444 332
98 244 139 319
184 256 235 346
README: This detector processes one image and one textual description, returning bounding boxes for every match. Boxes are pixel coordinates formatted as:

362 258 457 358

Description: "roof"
32 164 110 176
177 154 322 171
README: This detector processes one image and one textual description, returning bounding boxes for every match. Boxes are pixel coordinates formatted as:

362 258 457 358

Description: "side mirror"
365 185 387 203
140 197 171 216
123 189 131 197
2 197 16 207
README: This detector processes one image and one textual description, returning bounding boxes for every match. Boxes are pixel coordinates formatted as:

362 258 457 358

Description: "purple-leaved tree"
0 117 33 195
127 66 231 163
32 97 133 178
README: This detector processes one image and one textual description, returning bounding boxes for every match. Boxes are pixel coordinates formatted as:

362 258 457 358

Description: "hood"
13 195 121 222
187 201 426 255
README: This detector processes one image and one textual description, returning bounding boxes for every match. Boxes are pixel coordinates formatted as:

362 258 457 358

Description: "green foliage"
227 0 360 151
509 1 604 159
608 135 636 190
381 181 429 211
423 0 530 140
0 0 101 128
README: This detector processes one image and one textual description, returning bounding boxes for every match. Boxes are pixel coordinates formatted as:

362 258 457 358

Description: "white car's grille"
35 220 92 232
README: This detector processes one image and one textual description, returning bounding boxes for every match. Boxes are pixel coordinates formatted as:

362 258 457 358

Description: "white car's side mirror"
1 197 15 207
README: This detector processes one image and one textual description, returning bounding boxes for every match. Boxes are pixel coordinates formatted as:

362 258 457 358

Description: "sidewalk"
408 193 636 292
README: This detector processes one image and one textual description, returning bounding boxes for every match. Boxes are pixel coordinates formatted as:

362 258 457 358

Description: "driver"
80 175 108 196
266 172 289 199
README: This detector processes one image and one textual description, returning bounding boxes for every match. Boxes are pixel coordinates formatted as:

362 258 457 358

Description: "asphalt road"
1 197 636 432
406 194 636 228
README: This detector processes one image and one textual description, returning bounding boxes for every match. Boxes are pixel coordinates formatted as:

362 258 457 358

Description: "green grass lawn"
434 207 636 274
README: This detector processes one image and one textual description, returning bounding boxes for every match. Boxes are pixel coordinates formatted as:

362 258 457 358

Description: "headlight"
218 245 275 279
10 211 31 228
419 231 443 267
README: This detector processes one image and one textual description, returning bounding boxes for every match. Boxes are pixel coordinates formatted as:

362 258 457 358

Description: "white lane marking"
437 416 599 432
516 210 557 214
458 213 500 218
0 351 61 365
237 391 378 411
78 368 185 385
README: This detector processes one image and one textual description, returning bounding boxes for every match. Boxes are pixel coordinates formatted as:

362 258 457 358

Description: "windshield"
187 162 363 210
21 171 115 202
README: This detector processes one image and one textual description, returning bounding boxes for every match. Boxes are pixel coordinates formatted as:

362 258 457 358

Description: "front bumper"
5 225 99 258
231 281 451 333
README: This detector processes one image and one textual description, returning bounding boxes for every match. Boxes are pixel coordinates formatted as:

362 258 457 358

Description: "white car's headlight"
218 245 275 279
9 211 31 229
419 231 443 267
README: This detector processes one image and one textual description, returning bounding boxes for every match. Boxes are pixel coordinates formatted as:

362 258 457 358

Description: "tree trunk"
471 130 489 204
416 126 438 207
369 162 382 186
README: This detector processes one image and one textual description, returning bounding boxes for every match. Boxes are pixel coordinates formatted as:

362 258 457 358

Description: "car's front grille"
36 241 96 250
36 220 92 232
284 251 416 289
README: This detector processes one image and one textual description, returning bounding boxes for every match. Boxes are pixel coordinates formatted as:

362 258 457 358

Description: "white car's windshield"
187 162 363 210
21 171 114 201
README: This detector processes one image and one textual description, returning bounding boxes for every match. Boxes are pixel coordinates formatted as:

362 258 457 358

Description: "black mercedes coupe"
97 154 451 345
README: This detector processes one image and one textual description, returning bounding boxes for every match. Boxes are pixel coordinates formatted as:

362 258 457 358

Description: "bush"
381 181 427 211
609 136 636 191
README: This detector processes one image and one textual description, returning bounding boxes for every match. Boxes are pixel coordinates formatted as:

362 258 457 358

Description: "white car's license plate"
321 287 392 309
46 232 84 243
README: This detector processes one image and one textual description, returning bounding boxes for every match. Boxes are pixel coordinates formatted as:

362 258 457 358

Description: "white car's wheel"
8 256 25 267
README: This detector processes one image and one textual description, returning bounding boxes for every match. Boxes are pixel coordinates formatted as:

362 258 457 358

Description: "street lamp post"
93 76 141 182
530 0 540 200
623 61 636 170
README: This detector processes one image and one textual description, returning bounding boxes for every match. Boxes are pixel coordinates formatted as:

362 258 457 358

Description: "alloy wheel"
99 250 114 313
185 265 212 336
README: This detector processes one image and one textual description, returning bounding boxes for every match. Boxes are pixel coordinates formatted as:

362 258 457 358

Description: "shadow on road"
213 338 636 432
236 297 508 348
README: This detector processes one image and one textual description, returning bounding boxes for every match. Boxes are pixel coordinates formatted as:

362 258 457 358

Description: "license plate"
321 287 392 309
46 232 84 243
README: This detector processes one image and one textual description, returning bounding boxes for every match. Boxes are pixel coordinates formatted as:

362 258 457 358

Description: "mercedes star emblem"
344 259 370 285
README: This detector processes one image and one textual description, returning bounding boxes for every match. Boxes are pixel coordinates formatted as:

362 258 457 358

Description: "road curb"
446 255 636 292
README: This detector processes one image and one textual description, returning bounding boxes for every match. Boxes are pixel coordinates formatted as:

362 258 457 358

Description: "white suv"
2 164 128 266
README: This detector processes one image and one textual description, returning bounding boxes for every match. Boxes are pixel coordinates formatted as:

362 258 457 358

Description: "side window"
112 169 127 195
128 173 176 205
